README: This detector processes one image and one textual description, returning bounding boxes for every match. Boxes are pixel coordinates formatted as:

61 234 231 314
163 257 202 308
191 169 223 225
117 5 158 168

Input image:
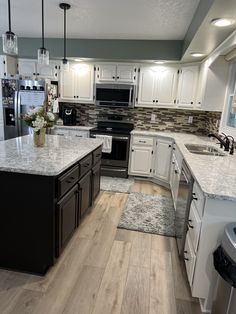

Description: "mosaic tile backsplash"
59 103 221 135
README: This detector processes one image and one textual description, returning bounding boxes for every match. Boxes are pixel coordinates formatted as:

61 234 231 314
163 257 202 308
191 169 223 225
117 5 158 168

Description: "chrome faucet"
208 133 230 151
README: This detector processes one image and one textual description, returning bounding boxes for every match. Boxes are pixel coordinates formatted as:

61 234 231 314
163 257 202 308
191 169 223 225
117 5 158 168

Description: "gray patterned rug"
100 176 134 193
118 192 175 237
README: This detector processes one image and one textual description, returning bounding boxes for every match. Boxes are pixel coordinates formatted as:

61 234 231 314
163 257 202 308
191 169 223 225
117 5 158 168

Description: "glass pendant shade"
2 31 18 55
38 47 49 65
61 58 69 71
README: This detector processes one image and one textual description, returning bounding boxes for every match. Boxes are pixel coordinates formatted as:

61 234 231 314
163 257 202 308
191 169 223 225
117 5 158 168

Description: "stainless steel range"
90 114 134 178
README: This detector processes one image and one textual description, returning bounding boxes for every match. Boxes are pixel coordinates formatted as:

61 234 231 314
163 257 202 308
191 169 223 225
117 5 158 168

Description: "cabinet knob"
156 100 158 103
191 101 193 104
112 76 115 79
168 144 172 148
33 73 36 75
117 76 120 79
153 100 155 103
74 96 76 98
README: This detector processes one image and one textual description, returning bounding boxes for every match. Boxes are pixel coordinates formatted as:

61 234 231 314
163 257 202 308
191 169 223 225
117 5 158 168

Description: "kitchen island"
0 134 103 275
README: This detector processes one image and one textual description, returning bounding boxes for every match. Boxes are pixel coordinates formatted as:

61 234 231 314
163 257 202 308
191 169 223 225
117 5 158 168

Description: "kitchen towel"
95 135 112 153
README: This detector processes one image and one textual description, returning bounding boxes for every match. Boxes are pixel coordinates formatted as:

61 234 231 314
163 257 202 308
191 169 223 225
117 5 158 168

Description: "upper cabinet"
18 59 59 80
197 56 230 111
59 62 94 103
0 55 17 78
137 66 178 107
176 65 199 108
95 63 137 83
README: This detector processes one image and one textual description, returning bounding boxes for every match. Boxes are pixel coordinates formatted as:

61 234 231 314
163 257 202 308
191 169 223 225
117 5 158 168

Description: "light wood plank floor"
0 180 202 314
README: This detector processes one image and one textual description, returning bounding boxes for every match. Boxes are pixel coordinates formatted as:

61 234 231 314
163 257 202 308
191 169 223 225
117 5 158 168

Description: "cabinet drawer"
132 136 153 146
192 181 204 217
188 203 201 253
79 154 93 178
184 232 196 287
93 146 102 165
53 129 70 136
58 165 79 198
70 130 89 138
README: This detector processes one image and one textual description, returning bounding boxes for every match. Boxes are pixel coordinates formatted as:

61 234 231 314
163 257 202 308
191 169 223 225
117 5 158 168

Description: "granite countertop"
53 125 94 131
131 130 236 202
0 135 103 176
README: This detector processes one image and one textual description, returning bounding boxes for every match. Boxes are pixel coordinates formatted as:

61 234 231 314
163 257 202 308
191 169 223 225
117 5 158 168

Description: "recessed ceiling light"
75 58 83 62
155 61 165 64
211 18 235 27
190 52 205 57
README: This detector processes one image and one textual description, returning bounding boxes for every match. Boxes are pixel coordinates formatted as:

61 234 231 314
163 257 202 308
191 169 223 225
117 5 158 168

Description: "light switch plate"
188 116 193 123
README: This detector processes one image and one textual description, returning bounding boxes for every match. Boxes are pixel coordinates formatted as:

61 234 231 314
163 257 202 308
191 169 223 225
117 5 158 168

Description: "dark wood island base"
0 145 102 275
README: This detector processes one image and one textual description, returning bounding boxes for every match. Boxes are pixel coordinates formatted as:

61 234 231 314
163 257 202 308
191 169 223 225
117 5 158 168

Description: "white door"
74 64 94 102
157 67 178 106
116 64 136 83
96 64 116 82
129 146 153 176
137 68 157 106
177 66 199 107
37 61 59 80
59 65 75 101
154 138 172 181
18 59 36 76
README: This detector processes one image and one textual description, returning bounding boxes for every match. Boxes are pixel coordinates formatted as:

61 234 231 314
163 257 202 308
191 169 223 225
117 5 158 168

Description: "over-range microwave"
95 83 135 108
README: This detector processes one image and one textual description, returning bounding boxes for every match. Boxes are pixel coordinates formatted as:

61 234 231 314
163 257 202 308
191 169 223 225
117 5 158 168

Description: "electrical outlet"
151 113 156 122
188 116 193 123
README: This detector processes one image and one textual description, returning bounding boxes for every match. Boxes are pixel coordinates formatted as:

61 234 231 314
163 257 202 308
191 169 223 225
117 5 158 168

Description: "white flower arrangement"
21 106 55 133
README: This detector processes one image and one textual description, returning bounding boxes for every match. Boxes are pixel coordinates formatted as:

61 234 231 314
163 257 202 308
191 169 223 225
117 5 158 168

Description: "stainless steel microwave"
95 83 135 108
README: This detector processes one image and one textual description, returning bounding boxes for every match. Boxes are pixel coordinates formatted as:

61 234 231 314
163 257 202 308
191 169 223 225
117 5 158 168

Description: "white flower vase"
33 128 46 147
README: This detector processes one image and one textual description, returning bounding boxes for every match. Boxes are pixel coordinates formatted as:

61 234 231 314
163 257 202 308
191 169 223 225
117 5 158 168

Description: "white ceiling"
0 0 200 40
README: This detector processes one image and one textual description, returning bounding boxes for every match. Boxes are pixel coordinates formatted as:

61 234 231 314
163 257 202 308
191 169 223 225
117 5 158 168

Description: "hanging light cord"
8 0 12 32
41 0 45 48
63 6 66 60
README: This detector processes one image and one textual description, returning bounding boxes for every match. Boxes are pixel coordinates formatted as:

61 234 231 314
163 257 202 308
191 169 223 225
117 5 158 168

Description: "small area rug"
100 176 134 193
117 192 175 237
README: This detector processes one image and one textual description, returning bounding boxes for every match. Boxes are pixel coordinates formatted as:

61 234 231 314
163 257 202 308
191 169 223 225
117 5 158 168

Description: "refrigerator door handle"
15 91 21 136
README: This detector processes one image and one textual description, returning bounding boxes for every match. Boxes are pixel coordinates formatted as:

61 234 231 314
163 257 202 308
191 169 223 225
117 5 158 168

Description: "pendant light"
2 0 18 55
38 0 49 65
59 3 71 70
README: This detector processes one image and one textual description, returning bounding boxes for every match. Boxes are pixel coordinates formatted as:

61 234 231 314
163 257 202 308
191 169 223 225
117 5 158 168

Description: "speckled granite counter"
0 135 103 176
131 130 236 201
52 125 94 131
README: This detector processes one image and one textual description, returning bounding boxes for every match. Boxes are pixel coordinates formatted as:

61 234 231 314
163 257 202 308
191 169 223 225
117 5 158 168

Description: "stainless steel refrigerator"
0 78 48 140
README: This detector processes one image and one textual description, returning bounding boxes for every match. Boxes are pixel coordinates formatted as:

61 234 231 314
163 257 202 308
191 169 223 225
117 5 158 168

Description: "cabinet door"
96 64 116 82
37 61 59 80
18 59 37 76
177 66 199 107
157 67 178 106
56 185 78 256
74 64 94 102
0 55 17 77
154 138 172 181
137 68 157 106
129 146 153 176
116 64 136 83
78 170 92 218
92 162 101 201
59 66 75 101
184 232 196 287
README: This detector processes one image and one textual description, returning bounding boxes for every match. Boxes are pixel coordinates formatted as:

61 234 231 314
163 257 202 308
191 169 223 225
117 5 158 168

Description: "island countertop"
131 130 236 202
0 134 103 176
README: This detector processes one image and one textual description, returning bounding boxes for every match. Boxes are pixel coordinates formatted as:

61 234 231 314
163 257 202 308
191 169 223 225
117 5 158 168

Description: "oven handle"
90 134 129 141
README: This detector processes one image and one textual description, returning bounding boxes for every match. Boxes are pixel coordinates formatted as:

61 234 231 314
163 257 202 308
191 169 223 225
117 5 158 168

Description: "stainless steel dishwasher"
175 160 194 256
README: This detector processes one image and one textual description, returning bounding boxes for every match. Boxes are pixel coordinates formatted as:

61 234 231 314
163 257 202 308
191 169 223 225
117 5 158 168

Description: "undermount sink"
184 144 226 156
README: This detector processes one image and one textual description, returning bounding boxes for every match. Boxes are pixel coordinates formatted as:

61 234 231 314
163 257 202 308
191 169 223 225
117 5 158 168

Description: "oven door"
91 133 130 167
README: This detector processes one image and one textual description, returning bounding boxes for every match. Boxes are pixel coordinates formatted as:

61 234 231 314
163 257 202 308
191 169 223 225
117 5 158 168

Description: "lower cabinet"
56 185 78 257
78 170 92 218
153 137 173 182
92 162 101 200
129 146 153 176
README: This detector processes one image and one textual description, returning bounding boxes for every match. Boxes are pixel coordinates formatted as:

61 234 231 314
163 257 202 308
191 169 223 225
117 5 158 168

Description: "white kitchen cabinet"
18 59 59 80
95 63 137 83
129 135 154 177
153 137 173 182
183 180 236 313
169 144 183 208
176 65 199 108
0 55 17 78
196 56 230 111
137 66 178 107
59 63 94 103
